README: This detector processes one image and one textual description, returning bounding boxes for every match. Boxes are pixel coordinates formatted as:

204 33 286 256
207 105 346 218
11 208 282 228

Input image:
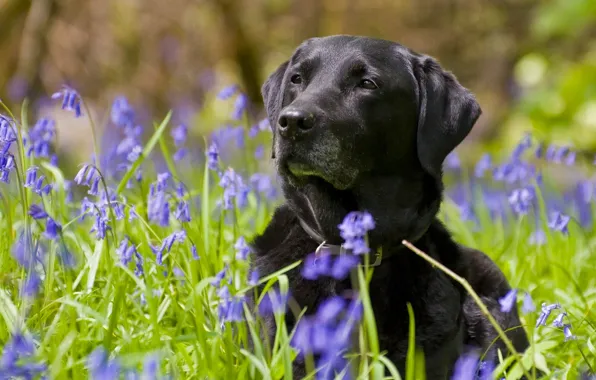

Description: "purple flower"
51 85 83 117
338 211 375 255
302 253 332 280
234 236 250 260
316 296 346 324
250 173 277 200
116 238 137 265
142 354 160 379
91 213 110 240
565 151 576 166
529 229 546 246
110 96 135 127
258 288 290 315
24 166 39 189
44 218 62 240
522 292 535 314
218 296 245 322
474 153 491 178
536 302 561 327
508 187 534 215
191 245 199 260
552 312 567 328
206 142 219 171
127 145 143 162
216 85 238 100
232 94 248 120
0 154 15 183
451 351 479 380
211 267 227 287
219 168 248 210
148 190 170 227
563 324 576 341
86 346 120 380
248 269 259 286
28 204 48 220
26 118 55 158
444 151 461 171
330 255 359 280
134 250 144 277
171 124 188 146
499 289 517 312
0 331 47 378
173 200 190 223
74 164 99 187
547 211 571 234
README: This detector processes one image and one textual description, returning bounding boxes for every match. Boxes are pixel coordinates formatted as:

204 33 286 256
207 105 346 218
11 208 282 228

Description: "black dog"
250 35 529 379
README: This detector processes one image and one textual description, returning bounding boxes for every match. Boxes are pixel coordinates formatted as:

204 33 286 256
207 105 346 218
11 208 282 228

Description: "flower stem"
401 239 532 379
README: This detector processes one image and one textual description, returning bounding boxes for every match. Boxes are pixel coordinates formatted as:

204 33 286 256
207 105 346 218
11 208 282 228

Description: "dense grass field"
0 86 595 379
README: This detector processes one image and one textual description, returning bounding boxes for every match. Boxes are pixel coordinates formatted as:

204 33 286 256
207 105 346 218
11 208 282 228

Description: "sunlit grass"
0 91 594 379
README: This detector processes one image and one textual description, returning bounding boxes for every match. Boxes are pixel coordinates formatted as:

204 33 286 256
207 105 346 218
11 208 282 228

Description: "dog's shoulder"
456 243 512 299
250 203 298 256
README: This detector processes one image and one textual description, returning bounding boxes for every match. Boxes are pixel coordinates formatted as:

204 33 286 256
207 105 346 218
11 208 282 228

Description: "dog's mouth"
286 161 320 178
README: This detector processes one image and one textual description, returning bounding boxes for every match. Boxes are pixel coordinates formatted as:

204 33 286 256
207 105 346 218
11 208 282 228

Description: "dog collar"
298 217 385 267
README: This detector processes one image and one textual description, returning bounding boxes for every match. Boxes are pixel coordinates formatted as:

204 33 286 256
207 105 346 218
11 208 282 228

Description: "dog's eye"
359 79 378 90
290 74 302 84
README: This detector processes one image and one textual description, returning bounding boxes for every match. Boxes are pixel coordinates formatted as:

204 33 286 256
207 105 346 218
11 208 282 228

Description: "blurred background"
1 0 595 168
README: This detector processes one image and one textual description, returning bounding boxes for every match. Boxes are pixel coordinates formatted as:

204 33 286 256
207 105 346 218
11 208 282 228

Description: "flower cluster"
24 117 56 160
337 211 375 255
291 296 363 379
0 331 47 378
51 86 83 117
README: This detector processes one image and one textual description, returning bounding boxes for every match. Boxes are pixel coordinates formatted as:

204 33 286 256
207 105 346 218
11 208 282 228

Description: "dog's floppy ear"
414 56 481 180
262 60 289 159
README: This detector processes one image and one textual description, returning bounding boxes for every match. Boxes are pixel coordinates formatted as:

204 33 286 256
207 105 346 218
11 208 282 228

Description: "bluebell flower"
338 211 375 255
110 96 135 128
142 354 160 379
26 118 55 158
536 302 561 327
253 144 265 159
171 124 188 147
22 271 42 297
134 250 144 277
219 168 248 210
250 173 277 200
206 142 219 171
116 237 136 265
474 153 491 178
28 204 48 220
548 211 570 234
74 164 99 187
529 229 546 246
87 346 120 379
24 166 39 189
451 351 479 380
248 269 259 286
216 85 238 100
148 190 170 227
232 94 248 120
535 143 544 158
44 217 62 240
565 151 576 166
211 267 227 287
444 151 461 171
0 154 15 183
191 244 199 260
234 236 251 260
0 331 47 378
330 255 359 280
316 296 346 324
302 253 332 280
173 267 184 278
552 312 567 328
563 324 576 341
51 85 83 117
174 200 191 223
218 296 245 322
508 187 534 215
90 213 110 240
127 145 143 162
552 146 569 163
499 289 517 312
129 205 139 222
258 288 290 315
522 292 535 313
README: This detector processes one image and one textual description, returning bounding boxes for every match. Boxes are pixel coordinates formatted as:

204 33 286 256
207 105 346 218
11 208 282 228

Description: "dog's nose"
278 108 314 137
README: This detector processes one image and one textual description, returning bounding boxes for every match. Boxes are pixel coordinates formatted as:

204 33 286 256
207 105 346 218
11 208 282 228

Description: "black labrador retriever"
250 35 529 379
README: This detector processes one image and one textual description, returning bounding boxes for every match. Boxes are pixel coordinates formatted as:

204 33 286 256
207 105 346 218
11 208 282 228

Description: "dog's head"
262 35 480 243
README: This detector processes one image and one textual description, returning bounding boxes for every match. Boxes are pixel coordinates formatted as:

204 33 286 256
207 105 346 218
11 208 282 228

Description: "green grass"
0 97 595 380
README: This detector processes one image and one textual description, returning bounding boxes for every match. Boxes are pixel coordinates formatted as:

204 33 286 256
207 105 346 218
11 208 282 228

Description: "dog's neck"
284 173 442 250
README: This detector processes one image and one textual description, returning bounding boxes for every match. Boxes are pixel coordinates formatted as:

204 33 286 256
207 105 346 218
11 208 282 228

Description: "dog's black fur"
250 35 529 379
